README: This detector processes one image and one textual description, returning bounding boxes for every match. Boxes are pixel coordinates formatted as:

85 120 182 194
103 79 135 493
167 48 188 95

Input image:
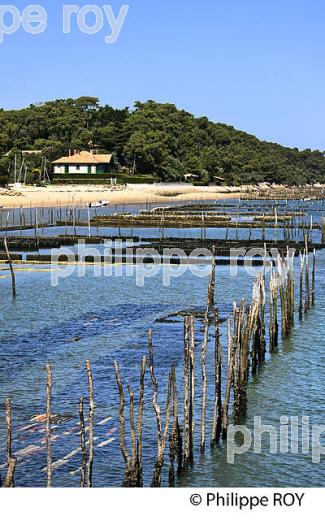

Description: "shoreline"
0 183 246 209
0 182 323 209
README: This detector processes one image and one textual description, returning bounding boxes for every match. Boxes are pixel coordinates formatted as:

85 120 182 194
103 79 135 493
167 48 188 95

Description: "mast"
14 154 17 183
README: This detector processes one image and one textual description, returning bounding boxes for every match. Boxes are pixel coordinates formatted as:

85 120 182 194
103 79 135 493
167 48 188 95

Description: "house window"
76 165 81 171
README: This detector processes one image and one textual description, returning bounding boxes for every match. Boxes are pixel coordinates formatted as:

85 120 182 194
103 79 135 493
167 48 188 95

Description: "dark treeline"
1 96 325 186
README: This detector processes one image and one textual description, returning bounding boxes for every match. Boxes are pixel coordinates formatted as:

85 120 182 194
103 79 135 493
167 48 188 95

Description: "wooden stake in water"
3 457 16 488
168 365 181 484
87 207 91 238
46 364 53 487
189 316 195 462
287 251 295 331
238 304 251 418
148 329 171 487
86 360 95 487
5 399 12 470
183 317 190 469
4 237 16 297
34 208 39 243
270 271 279 350
312 249 316 306
299 253 305 321
211 308 223 445
79 397 87 488
259 276 266 362
3 399 17 488
115 356 146 487
251 280 262 371
304 235 310 313
222 315 233 439
232 304 242 420
136 356 146 486
200 253 216 453
114 361 131 486
128 385 137 484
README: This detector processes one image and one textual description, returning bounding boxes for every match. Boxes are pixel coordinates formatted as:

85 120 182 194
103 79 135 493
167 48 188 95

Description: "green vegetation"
0 157 9 186
51 173 155 185
1 96 325 185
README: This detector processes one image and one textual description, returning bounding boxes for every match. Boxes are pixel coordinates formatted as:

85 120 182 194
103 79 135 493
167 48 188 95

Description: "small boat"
89 200 110 208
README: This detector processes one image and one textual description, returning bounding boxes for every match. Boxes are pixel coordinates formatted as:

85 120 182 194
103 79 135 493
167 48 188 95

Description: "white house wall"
68 166 89 174
54 165 104 174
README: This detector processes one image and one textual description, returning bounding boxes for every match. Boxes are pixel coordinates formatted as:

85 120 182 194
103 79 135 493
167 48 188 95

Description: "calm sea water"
0 199 324 487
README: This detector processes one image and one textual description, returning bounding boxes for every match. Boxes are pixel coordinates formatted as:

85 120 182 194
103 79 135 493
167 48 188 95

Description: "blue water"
0 199 325 487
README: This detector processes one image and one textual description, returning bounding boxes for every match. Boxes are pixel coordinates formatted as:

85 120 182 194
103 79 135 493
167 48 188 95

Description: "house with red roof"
52 150 114 175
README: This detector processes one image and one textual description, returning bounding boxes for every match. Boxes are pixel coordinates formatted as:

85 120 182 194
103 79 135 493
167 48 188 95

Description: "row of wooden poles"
225 213 321 244
113 240 317 487
2 361 95 488
0 203 129 235
240 187 325 200
0 205 87 231
1 241 317 488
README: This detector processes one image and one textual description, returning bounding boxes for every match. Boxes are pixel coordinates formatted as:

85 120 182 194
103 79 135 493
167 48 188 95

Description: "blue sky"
0 0 324 150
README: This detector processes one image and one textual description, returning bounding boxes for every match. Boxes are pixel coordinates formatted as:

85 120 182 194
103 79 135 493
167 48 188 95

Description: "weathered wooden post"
128 385 137 485
183 317 190 469
85 360 95 487
278 256 288 340
168 365 182 485
251 279 261 372
79 397 87 488
259 276 266 362
287 251 295 330
233 304 242 421
200 252 216 453
189 316 195 462
136 356 146 486
4 237 16 297
304 235 310 313
3 398 15 487
262 213 265 242
222 316 234 439
269 271 278 351
321 217 325 244
46 364 53 487
114 361 131 486
299 252 305 320
3 458 16 488
5 398 12 468
148 330 171 487
312 249 316 306
238 304 252 418
211 308 223 446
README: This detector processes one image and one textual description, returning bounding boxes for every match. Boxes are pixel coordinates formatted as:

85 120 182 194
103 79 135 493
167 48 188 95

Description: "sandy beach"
0 183 255 209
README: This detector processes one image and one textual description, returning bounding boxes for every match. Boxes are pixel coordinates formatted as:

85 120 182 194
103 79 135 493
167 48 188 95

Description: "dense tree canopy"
1 96 325 186
0 157 9 186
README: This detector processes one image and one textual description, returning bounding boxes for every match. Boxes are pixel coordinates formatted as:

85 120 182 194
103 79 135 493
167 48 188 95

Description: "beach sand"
0 183 251 209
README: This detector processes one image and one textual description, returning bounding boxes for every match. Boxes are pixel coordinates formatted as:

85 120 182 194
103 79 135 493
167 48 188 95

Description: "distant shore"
0 182 323 209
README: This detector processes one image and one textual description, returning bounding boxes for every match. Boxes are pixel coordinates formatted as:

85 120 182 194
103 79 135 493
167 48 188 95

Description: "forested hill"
1 96 325 185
